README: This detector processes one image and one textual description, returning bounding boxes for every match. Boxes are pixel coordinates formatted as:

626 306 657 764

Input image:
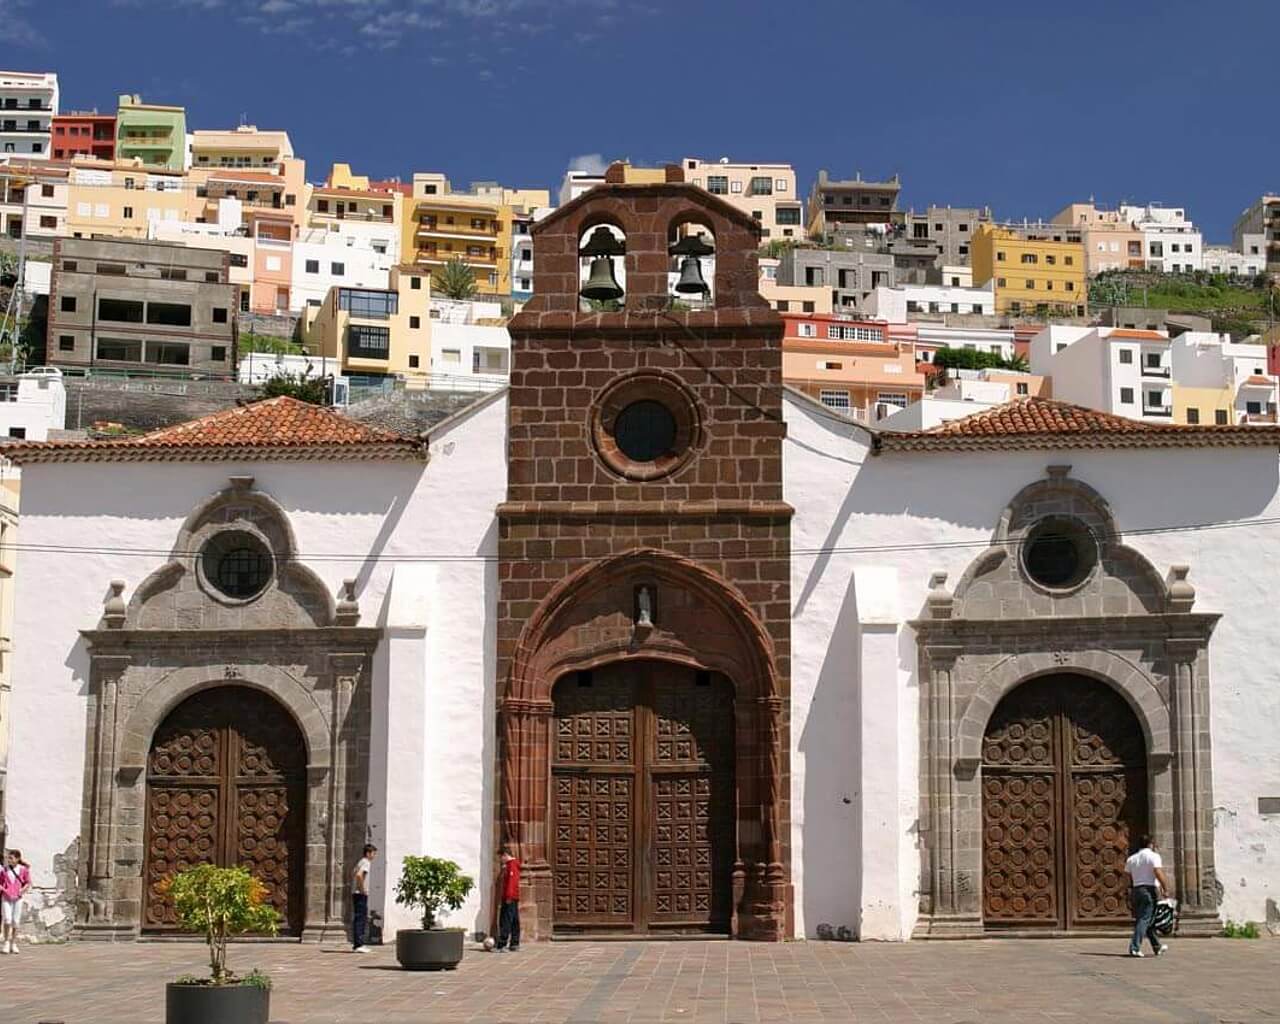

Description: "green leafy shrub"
1222 919 1261 939
394 855 474 930
161 865 279 985
261 372 328 405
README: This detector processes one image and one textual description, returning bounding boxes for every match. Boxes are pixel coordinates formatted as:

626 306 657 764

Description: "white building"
0 160 68 241
237 351 351 405
892 324 1018 366
1202 243 1265 279
876 373 1015 431
511 206 553 301
4 185 1279 953
1031 324 1176 421
0 368 66 441
864 281 996 322
1120 204 1203 274
0 71 58 161
291 227 395 310
1170 332 1278 425
430 322 509 390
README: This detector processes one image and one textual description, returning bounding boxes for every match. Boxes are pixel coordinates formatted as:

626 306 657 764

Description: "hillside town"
0 57 1279 1023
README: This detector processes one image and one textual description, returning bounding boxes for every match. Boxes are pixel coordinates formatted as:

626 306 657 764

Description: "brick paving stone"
1 937 1278 1023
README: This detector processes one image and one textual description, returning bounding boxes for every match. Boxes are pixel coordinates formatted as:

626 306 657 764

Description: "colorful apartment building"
50 112 115 162
403 172 550 297
1050 202 1145 276
780 312 924 420
1232 194 1280 276
971 223 1087 317
758 258 832 314
114 94 187 171
189 125 293 169
300 266 431 384
681 157 803 240
65 158 200 240
0 71 58 160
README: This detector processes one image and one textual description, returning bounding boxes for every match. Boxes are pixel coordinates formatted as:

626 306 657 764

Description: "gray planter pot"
396 928 465 970
165 982 269 1024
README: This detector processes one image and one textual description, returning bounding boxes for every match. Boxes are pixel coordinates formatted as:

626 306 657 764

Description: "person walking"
1 849 32 955
1125 834 1171 958
495 846 520 952
351 844 377 954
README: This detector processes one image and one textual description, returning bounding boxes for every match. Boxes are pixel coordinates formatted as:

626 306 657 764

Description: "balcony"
416 221 499 241
314 207 393 223
417 250 499 267
1142 405 1173 418
1140 364 1170 378
0 125 49 134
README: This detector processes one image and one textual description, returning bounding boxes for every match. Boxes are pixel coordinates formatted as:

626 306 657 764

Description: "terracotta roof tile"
878 397 1280 451
5 397 426 464
1107 329 1167 340
1242 375 1275 387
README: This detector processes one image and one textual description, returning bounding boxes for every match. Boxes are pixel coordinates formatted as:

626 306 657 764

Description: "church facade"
5 180 1280 943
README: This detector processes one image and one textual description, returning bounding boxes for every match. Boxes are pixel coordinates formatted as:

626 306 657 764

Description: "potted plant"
393 855 474 970
160 864 280 1024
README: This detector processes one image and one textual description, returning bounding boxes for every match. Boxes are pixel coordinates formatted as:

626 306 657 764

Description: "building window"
1120 387 1134 404
797 322 816 338
205 271 220 283
151 342 191 366
1186 407 1200 424
776 300 789 312
408 354 420 368
877 392 908 408
331 262 345 276
775 178 788 192
1022 517 1097 590
305 259 319 274
613 399 678 463
748 176 773 196
706 175 728 195
317 199 329 213
95 337 143 362
122 206 133 219
201 530 273 601
1025 280 1035 289
1215 409 1228 425
1016 382 1029 395
147 302 193 327
1247 401 1262 415
411 276 422 290
802 301 814 313
1119 349 1133 364
997 277 1006 287
730 180 743 193
347 324 391 359
338 289 398 318
59 335 75 352
212 307 228 323
1021 253 1037 264
996 251 1006 262
211 346 227 362
819 389 850 411
1064 256 1074 266
39 215 56 229
7 427 25 440
409 315 421 329
98 298 144 323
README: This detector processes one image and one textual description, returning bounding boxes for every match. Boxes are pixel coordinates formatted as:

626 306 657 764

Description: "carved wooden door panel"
144 687 306 934
551 666 637 929
551 662 736 935
982 676 1147 930
648 674 735 933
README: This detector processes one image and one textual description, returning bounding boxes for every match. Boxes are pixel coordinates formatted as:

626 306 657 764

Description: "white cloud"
567 153 608 175
0 0 47 46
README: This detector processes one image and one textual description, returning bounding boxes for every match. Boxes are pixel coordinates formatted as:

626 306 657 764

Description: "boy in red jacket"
495 846 521 952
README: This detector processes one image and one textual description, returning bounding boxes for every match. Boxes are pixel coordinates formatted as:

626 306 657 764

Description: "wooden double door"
142 686 307 934
551 661 736 935
981 675 1148 929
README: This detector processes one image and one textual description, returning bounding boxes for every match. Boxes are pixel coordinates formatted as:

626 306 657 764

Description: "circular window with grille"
591 373 701 480
1021 517 1098 591
199 530 274 602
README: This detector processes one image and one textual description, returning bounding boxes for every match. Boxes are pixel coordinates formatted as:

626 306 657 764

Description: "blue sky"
6 0 1276 239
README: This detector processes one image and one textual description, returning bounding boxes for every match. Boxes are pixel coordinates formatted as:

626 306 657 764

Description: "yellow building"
758 257 832 314
301 266 431 384
404 172 550 297
1172 385 1234 426
65 157 201 240
190 125 294 170
972 224 1087 317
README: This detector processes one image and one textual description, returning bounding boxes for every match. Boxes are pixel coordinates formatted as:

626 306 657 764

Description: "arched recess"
499 547 788 942
911 465 1221 939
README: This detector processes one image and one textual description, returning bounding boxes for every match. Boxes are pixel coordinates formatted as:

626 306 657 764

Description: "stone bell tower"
496 162 793 941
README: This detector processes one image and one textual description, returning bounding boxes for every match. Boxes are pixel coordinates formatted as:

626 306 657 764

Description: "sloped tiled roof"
878 397 1280 451
5 397 426 464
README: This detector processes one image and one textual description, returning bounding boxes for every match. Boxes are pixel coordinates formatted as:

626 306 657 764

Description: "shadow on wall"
798 571 860 940
476 516 499 939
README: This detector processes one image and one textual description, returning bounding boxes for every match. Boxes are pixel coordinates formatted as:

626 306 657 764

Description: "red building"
51 112 116 161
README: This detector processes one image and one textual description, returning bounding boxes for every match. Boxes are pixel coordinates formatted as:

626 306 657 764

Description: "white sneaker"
9 943 18 954
0 941 8 955
1155 944 1169 956
354 945 372 953
1128 950 1144 957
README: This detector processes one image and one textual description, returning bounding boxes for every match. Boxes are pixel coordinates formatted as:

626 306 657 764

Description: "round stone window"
613 400 678 464
1021 517 1097 591
200 530 274 601
591 372 701 481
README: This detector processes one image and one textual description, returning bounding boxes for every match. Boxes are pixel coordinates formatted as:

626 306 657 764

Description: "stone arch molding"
123 478 342 631
911 464 1221 938
954 650 1171 778
117 663 332 775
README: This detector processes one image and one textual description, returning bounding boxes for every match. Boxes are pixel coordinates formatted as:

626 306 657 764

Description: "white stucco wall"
4 390 508 939
784 391 1280 934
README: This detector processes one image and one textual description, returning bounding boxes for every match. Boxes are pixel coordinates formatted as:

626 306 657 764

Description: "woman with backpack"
1 849 32 954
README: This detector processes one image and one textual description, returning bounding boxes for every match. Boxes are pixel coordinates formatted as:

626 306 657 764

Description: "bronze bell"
674 255 709 295
579 225 625 258
581 255 624 301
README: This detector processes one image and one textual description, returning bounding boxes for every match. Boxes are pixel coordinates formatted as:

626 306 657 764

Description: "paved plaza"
2 936 1276 1023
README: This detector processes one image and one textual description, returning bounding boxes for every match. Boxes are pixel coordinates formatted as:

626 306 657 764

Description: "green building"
114 94 186 171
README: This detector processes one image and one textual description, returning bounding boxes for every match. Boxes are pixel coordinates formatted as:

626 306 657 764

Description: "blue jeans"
497 900 520 950
1130 885 1161 953
352 893 368 949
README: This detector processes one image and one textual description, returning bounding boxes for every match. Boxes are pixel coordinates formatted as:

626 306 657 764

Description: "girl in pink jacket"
1 849 32 954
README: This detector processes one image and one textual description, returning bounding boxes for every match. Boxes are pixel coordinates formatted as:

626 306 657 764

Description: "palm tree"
433 257 478 300
1002 352 1030 373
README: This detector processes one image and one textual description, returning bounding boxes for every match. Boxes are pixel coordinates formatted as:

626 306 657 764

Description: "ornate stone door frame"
910 468 1221 938
499 548 789 942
